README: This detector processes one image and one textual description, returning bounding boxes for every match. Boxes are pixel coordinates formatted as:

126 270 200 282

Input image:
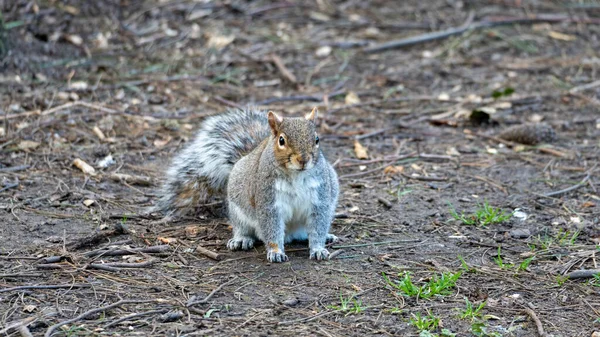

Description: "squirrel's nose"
297 155 311 168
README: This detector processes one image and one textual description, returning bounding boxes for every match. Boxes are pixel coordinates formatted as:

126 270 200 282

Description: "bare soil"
1 1 599 336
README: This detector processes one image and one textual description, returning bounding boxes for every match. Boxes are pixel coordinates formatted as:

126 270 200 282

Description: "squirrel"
155 107 339 262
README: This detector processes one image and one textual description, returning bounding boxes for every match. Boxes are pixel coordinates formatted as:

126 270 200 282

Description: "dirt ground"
1 1 600 336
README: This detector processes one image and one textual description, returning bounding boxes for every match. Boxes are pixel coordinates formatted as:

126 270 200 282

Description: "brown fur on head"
268 108 320 171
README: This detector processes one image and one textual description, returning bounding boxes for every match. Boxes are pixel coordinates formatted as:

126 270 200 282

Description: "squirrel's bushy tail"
154 107 270 215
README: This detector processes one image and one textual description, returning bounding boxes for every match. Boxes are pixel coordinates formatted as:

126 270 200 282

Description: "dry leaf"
309 11 331 22
73 158 97 176
528 114 544 123
18 140 40 150
69 81 88 90
353 140 368 159
345 91 361 105
64 34 83 46
383 165 404 175
446 147 461 156
207 34 235 49
154 135 172 148
83 199 95 207
23 305 37 313
185 226 201 238
158 237 177 244
486 147 498 154
92 32 109 49
548 31 576 41
581 201 595 208
61 5 80 15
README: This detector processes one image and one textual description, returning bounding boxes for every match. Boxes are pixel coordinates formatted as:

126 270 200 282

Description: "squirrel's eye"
279 136 285 146
315 136 319 145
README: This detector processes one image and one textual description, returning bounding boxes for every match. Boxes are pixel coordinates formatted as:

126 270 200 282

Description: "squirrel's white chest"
274 174 320 225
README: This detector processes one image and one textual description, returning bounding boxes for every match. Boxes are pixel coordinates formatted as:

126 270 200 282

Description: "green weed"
555 275 569 286
419 330 456 337
517 257 534 272
457 255 475 273
410 312 440 331
494 247 514 270
383 271 460 299
471 321 501 337
460 297 486 321
530 229 580 251
449 201 512 227
327 293 365 316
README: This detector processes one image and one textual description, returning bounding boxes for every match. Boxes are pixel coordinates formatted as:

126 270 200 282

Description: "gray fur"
156 107 339 262
154 107 270 215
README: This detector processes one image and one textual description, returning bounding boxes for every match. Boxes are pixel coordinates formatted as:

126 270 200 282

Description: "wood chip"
18 140 40 151
353 140 368 159
73 158 97 176
548 30 576 41
345 91 361 105
92 126 106 140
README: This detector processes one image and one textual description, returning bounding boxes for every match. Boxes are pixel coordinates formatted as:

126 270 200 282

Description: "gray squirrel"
155 107 339 262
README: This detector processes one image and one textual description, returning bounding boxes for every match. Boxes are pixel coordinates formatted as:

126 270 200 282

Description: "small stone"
315 46 332 58
57 92 70 100
46 236 62 243
83 199 95 207
283 298 299 306
510 228 531 239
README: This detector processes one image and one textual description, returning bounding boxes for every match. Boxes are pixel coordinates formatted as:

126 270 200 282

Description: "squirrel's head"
268 107 320 171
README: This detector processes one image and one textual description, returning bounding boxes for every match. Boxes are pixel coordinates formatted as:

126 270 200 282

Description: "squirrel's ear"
305 107 318 122
268 111 283 134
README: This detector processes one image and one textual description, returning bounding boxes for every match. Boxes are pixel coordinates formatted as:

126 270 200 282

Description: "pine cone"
498 123 557 145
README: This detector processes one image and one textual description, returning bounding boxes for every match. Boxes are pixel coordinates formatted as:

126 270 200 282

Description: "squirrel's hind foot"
227 237 255 251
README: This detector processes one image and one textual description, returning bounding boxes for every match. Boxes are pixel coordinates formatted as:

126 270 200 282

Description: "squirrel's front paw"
227 237 255 251
309 247 330 261
267 251 289 263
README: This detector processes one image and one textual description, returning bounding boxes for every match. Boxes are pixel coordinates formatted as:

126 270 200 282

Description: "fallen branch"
543 172 591 197
84 244 170 258
364 12 600 53
364 11 475 53
87 260 157 272
66 222 129 250
104 309 169 328
5 101 119 120
566 269 600 279
523 307 547 337
109 173 154 186
0 283 91 293
401 173 448 182
44 299 158 337
195 246 223 261
0 165 30 172
0 317 36 335
254 89 345 106
186 277 238 306
270 54 297 84
569 79 600 94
